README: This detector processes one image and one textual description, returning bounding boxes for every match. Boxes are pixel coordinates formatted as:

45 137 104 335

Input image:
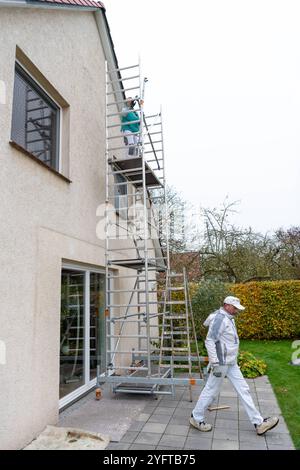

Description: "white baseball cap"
224 296 245 311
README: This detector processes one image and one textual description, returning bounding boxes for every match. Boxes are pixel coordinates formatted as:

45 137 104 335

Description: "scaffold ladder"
96 59 204 397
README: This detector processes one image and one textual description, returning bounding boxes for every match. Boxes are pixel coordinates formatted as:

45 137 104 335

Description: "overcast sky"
106 0 300 234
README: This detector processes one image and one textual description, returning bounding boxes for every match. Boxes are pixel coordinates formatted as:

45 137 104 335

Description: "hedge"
229 280 300 340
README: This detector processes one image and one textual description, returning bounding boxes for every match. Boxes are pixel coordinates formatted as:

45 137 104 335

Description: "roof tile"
33 0 105 9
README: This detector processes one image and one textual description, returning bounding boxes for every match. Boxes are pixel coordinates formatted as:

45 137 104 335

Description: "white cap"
224 296 245 311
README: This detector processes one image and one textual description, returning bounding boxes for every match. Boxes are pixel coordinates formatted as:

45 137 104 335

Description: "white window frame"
59 263 109 410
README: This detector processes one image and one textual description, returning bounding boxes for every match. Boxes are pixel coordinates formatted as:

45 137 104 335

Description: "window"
11 63 60 170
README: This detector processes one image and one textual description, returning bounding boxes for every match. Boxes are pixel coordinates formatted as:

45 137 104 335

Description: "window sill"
9 140 72 184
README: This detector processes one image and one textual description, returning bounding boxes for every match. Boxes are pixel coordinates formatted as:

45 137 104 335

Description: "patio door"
59 266 105 408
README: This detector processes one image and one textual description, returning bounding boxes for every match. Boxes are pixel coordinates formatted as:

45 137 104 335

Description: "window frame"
11 62 61 172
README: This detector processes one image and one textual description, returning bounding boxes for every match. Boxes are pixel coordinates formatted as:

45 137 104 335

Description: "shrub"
230 281 300 339
238 351 267 378
191 280 231 338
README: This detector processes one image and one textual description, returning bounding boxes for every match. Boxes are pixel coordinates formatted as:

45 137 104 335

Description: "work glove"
211 363 225 378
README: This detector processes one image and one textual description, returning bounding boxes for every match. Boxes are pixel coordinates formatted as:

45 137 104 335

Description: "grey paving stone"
148 414 172 424
134 432 162 446
188 427 214 439
136 413 151 422
215 418 239 429
164 424 190 436
213 428 239 441
177 401 195 409
238 420 255 431
265 433 294 447
128 421 145 432
212 439 239 450
267 444 295 450
156 446 183 450
219 391 238 398
141 422 168 434
106 443 131 450
129 444 157 450
159 434 186 448
153 407 175 415
239 430 267 444
173 408 192 417
169 416 190 425
159 400 180 408
184 437 212 450
120 431 140 443
216 411 239 420
239 441 267 450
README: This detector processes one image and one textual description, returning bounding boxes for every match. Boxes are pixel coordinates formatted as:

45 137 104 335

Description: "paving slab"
58 375 296 450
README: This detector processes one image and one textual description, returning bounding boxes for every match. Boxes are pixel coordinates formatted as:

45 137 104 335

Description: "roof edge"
0 0 105 11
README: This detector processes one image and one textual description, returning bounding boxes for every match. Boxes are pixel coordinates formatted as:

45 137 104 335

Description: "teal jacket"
121 107 140 133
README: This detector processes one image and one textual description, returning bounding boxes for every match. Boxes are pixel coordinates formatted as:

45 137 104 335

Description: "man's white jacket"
204 308 240 365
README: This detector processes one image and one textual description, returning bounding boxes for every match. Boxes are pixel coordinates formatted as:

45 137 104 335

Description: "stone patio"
106 375 295 451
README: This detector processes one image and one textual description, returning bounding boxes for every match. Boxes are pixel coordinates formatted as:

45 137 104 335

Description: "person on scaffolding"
121 97 143 158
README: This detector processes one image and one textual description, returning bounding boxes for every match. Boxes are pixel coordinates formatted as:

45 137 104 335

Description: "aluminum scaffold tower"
97 60 205 398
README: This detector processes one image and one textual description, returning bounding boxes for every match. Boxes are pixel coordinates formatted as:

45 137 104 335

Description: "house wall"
0 7 147 450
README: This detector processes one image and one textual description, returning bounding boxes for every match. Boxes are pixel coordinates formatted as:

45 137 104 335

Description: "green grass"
240 339 300 449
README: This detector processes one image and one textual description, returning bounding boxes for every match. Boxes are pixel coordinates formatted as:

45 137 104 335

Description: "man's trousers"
192 364 263 426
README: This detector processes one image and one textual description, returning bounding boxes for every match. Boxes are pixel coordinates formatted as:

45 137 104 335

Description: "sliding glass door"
59 267 105 407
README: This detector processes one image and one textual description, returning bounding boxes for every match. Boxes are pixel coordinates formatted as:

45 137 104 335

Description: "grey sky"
106 0 300 233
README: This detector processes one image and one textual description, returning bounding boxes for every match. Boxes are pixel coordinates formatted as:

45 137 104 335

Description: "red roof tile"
34 0 105 9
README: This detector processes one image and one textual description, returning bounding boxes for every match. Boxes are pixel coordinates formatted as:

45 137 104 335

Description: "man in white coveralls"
190 296 279 436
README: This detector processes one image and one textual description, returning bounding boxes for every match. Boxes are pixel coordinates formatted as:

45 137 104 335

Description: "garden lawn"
240 339 300 450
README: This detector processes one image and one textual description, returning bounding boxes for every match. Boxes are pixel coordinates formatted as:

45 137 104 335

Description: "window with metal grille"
11 63 60 170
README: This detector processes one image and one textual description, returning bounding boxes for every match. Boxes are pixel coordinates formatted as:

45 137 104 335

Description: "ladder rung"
107 64 139 73
160 348 189 352
107 75 140 85
166 301 186 305
163 316 187 320
167 287 184 291
106 86 140 96
159 364 191 369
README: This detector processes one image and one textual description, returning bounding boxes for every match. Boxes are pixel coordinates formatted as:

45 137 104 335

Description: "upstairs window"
11 63 60 170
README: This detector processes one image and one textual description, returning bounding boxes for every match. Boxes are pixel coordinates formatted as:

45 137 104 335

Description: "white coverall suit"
192 308 264 426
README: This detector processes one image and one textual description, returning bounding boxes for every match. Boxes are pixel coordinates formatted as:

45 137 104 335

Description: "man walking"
190 296 279 436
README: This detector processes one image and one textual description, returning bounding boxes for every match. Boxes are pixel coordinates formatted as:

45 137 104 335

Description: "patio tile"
215 418 238 429
265 433 294 447
153 407 175 415
159 434 186 448
106 443 131 450
164 424 189 436
188 427 214 439
239 430 267 444
239 441 267 450
213 428 239 441
120 431 140 443
128 421 145 432
216 411 239 420
184 437 212 450
156 445 183 450
267 444 295 450
136 413 151 422
129 444 157 450
134 432 162 446
148 414 172 424
212 439 239 450
141 422 168 434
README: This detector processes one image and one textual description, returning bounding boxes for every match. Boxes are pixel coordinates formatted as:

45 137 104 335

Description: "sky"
105 0 300 234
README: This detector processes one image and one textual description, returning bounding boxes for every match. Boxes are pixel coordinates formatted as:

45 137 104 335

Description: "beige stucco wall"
0 7 157 450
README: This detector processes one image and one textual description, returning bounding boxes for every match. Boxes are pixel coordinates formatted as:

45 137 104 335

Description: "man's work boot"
255 416 279 435
189 414 212 432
